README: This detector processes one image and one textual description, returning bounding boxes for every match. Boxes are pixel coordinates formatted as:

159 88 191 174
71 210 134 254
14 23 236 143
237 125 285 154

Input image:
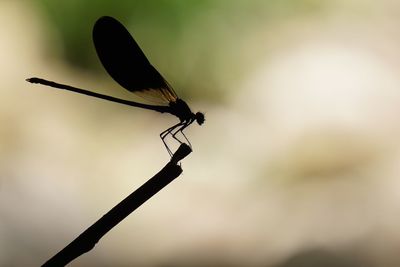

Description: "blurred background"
1 0 400 266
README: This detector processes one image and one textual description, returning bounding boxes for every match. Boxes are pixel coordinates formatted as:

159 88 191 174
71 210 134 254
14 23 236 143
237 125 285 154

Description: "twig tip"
170 143 192 164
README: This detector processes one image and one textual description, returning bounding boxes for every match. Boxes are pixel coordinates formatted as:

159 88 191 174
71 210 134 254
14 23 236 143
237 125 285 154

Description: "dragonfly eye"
195 112 205 125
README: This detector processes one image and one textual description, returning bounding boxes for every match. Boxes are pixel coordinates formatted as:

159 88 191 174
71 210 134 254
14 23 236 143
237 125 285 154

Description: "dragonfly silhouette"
27 16 205 156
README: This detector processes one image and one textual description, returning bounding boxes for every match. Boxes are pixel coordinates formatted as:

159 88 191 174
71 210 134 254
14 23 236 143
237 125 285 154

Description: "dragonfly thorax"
169 99 204 125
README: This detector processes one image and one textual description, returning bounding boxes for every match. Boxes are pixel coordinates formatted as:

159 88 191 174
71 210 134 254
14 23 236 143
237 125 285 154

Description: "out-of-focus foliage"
35 0 326 101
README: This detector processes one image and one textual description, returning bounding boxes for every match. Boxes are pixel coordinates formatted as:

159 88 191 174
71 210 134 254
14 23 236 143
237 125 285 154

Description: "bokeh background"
1 0 400 266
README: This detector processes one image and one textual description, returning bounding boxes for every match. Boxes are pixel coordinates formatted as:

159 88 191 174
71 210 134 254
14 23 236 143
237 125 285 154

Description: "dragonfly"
27 16 205 156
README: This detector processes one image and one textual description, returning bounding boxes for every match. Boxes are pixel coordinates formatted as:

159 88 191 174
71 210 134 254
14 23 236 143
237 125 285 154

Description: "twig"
42 143 192 266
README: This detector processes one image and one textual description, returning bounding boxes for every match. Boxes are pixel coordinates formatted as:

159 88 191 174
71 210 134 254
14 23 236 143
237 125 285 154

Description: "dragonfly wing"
92 16 178 104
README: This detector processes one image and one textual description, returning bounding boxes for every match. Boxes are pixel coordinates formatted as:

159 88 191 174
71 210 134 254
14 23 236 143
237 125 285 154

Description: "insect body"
27 16 204 156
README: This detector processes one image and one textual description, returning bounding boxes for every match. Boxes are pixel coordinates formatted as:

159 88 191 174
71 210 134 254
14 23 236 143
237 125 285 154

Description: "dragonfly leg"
160 122 183 156
172 121 192 148
180 127 192 148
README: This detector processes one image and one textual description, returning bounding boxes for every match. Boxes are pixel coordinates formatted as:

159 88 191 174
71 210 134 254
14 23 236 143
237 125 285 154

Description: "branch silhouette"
42 143 192 267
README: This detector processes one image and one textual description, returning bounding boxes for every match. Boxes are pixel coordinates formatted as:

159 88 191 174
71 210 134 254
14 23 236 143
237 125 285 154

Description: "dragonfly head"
195 112 205 125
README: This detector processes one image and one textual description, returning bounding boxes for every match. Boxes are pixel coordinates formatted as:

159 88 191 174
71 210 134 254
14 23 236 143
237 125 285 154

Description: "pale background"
1 0 400 266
